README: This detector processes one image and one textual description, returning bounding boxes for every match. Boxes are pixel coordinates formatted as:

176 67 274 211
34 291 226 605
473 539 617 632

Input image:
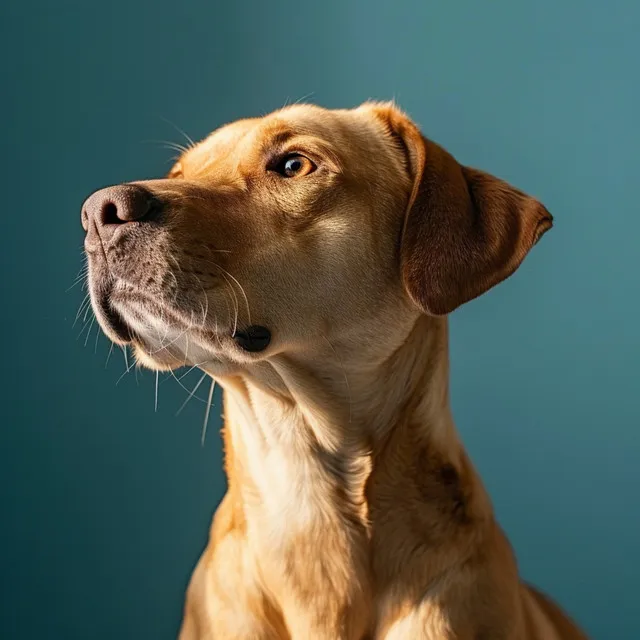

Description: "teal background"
1 1 638 638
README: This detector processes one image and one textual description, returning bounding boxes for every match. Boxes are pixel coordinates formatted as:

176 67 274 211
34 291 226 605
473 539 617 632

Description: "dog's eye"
274 154 316 178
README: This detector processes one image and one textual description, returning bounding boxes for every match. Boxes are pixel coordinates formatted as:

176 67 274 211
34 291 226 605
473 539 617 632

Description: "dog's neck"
207 312 485 532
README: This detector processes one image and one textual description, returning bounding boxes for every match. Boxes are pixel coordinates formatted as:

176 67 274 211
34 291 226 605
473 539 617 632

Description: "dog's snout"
81 184 162 238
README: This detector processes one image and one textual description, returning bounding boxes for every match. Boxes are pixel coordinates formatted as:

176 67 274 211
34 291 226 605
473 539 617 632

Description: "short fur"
82 102 587 639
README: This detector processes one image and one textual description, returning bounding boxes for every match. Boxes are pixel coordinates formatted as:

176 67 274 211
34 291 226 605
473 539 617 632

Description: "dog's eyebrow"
258 124 343 172
269 129 296 147
258 130 303 162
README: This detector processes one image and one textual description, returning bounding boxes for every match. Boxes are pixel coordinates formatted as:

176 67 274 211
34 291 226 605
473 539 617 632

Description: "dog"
82 102 587 639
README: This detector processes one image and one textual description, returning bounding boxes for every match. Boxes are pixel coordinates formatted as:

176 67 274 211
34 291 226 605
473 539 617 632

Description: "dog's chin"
133 350 241 380
113 303 230 373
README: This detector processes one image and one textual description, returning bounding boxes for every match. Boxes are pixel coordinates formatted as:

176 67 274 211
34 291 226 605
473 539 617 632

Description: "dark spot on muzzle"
233 326 271 352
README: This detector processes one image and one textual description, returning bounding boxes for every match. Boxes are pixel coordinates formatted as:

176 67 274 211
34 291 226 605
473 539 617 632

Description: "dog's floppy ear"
368 103 553 315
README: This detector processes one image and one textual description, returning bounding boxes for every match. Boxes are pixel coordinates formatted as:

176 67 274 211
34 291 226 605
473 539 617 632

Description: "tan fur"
83 102 588 638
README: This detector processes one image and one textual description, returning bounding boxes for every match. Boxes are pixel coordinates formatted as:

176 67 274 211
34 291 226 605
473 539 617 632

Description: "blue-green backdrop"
1 1 638 638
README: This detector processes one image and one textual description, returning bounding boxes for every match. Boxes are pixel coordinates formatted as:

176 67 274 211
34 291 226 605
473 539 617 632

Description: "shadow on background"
1 1 638 638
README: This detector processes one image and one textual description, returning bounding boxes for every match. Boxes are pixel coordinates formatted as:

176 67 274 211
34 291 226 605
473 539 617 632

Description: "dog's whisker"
292 91 315 106
148 321 191 355
167 253 183 272
213 312 224 350
216 270 239 335
218 287 233 336
194 282 210 332
159 306 169 345
76 293 92 317
82 301 93 323
158 116 196 149
181 311 194 367
167 369 210 405
142 139 190 154
105 342 115 368
76 311 94 341
198 300 207 331
116 358 136 386
66 270 89 293
155 370 159 412
203 290 210 330
200 257 251 328
176 361 205 382
169 269 180 295
176 372 208 416
83 315 96 347
201 377 216 447
161 143 189 154
160 359 208 387
215 266 251 326
73 294 91 328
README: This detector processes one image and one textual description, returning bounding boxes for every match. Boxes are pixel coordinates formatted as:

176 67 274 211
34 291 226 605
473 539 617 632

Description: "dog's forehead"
179 105 376 176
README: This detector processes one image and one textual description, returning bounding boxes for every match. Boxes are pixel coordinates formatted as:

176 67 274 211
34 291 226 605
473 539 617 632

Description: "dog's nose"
81 184 161 238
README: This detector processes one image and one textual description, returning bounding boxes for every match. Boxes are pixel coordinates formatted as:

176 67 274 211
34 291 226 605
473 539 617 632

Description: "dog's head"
82 103 551 372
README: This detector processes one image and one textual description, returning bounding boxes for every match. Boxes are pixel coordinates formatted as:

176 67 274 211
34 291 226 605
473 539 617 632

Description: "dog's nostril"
101 201 121 225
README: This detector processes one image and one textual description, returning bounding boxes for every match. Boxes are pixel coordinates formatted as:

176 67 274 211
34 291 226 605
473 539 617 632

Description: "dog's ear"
366 103 553 315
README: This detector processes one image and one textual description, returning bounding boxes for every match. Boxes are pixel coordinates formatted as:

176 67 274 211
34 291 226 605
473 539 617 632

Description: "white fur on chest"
228 391 341 539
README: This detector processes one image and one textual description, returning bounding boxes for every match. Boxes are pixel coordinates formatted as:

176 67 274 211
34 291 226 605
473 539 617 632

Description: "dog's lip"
89 275 134 344
98 296 133 343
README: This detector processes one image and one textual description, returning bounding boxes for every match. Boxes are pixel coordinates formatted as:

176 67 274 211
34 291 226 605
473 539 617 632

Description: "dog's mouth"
86 263 223 366
84 237 269 370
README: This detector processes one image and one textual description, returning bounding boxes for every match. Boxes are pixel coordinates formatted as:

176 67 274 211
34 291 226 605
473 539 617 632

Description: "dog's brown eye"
275 154 316 178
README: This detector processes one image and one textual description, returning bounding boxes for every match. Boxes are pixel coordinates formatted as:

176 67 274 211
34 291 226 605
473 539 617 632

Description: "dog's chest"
256 447 329 533
231 402 369 539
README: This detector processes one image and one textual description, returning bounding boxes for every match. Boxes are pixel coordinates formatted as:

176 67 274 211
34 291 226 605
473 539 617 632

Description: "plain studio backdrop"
1 1 638 638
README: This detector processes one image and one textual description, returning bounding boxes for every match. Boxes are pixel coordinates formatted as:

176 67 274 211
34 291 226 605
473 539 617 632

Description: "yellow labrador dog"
82 102 587 639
